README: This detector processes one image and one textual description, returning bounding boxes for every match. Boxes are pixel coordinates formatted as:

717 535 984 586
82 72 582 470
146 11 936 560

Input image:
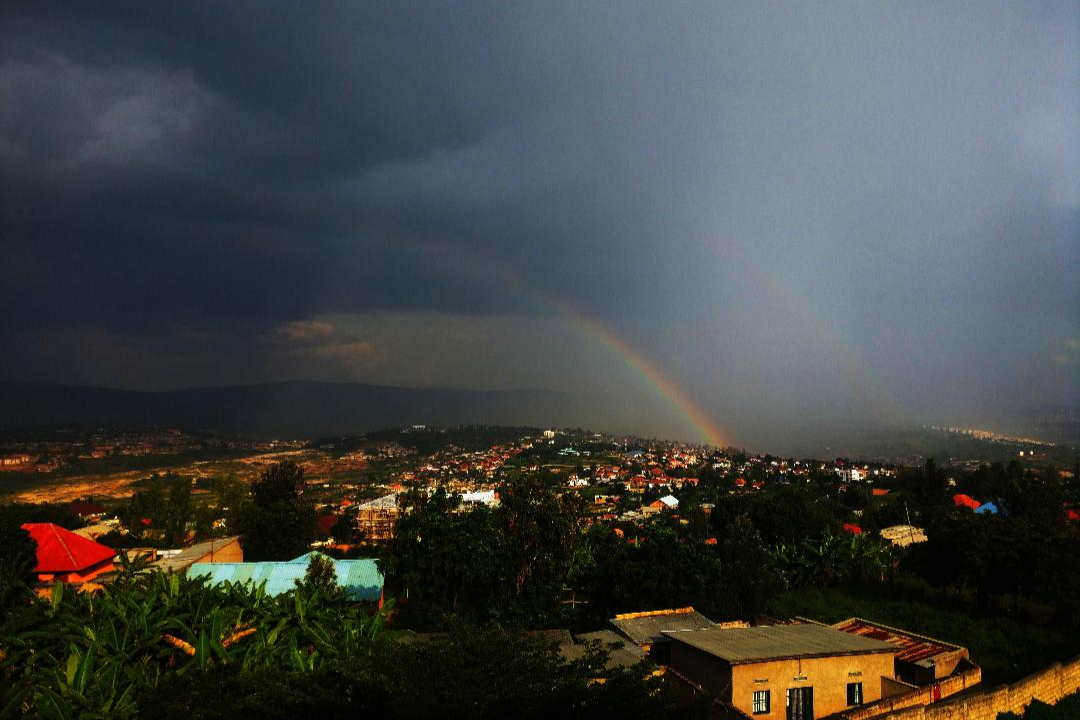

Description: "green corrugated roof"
189 553 383 602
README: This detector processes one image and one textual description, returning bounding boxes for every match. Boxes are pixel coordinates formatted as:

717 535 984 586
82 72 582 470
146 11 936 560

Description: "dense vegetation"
0 558 694 719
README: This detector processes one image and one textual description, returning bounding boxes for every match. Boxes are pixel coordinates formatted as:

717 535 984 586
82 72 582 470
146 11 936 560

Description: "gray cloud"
0 1 1076 446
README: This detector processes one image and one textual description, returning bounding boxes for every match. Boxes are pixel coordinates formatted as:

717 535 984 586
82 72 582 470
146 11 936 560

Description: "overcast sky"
1 1 1076 447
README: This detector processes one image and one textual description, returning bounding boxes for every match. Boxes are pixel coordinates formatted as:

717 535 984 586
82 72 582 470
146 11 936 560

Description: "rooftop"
189 552 383 602
568 630 649 668
832 618 965 668
357 493 398 510
663 623 895 665
154 536 241 573
21 523 115 573
611 607 716 646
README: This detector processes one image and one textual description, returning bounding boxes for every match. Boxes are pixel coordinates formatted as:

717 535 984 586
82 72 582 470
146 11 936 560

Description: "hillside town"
3 423 1080 719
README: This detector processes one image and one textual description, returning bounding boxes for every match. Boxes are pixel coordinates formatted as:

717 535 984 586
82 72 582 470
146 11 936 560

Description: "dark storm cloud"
0 2 541 330
1 1 1076 442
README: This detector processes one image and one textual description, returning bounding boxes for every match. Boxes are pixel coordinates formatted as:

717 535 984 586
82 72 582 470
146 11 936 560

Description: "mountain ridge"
0 380 580 439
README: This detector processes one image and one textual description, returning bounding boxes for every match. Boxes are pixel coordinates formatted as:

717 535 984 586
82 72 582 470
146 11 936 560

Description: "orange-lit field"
1 448 370 504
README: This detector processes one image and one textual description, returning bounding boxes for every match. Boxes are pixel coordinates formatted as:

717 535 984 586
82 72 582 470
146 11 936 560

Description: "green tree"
237 461 318 561
0 508 37 613
163 477 195 545
126 473 170 542
297 553 342 600
719 515 783 619
380 480 584 626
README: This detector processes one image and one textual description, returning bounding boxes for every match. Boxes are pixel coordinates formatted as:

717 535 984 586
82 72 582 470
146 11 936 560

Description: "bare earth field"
0 449 348 504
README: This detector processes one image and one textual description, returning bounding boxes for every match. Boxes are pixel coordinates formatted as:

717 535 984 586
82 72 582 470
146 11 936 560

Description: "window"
752 689 770 714
847 682 863 706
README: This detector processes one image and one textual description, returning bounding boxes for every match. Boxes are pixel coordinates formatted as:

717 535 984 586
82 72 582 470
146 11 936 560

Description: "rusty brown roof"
832 618 962 666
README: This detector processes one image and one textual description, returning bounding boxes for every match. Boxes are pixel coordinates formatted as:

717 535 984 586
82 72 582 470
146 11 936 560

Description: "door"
786 687 814 720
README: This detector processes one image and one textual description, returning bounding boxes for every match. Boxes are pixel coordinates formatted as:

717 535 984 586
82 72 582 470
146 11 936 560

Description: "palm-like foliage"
0 558 388 719
773 529 898 589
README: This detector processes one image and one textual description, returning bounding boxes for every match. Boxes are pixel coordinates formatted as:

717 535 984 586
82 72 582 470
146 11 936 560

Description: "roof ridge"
53 523 78 567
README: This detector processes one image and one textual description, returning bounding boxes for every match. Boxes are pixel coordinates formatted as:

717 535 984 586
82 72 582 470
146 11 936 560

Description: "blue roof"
189 553 383 602
975 502 999 515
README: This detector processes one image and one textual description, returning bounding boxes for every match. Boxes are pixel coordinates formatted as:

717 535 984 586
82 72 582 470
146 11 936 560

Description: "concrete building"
356 493 400 542
664 623 896 719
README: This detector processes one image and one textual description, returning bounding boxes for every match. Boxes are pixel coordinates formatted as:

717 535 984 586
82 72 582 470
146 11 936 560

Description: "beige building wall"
192 537 243 563
729 653 894 719
671 641 895 719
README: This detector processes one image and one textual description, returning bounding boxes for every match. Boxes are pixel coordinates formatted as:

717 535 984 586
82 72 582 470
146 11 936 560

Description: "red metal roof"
953 494 980 510
21 523 115 573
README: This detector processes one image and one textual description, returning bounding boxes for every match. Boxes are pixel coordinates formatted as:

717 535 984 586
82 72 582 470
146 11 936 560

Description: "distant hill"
0 381 582 439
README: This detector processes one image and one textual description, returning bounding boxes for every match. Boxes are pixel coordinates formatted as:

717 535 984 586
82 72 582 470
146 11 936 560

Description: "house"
659 494 679 509
20 523 116 588
831 618 973 687
610 607 717 662
189 552 383 604
953 494 981 511
153 536 243 573
974 502 999 515
879 525 928 547
561 630 651 670
460 489 497 506
664 623 896 719
356 493 400 542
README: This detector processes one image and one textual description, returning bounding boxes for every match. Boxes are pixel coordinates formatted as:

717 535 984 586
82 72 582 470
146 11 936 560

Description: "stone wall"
844 655 1080 720
841 661 981 720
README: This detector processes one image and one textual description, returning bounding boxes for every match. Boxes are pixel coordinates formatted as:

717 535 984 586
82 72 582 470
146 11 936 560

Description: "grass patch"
768 584 1080 685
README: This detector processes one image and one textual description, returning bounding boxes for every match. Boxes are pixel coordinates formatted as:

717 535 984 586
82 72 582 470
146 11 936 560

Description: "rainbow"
403 231 910 448
716 239 911 429
555 304 735 448
479 256 736 448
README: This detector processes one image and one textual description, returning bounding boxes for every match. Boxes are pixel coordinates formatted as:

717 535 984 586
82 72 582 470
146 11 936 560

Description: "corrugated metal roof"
664 624 895 664
611 608 717 645
568 630 649 668
832 618 962 667
189 553 382 602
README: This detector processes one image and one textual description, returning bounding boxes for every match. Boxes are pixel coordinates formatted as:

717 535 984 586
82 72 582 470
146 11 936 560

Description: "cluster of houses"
18 522 383 605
